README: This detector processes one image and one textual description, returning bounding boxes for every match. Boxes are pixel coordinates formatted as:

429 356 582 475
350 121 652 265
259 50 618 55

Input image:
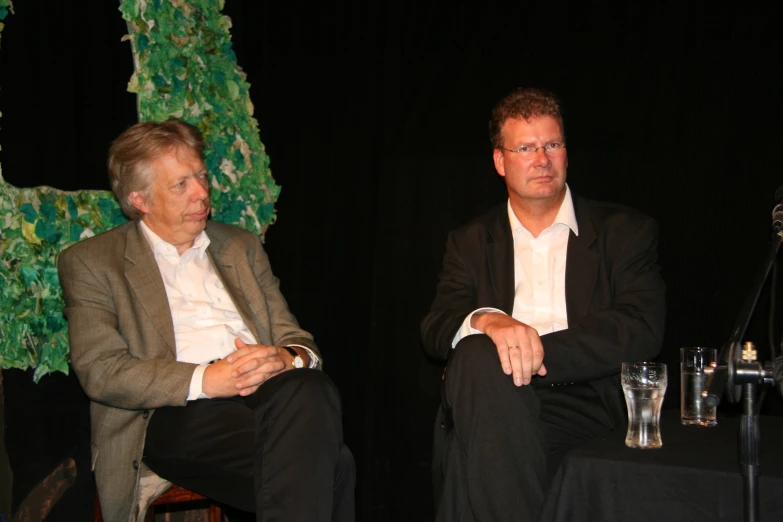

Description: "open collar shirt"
453 184 579 346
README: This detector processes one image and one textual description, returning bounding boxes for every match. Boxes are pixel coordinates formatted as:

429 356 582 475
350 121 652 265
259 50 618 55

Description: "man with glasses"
421 88 666 521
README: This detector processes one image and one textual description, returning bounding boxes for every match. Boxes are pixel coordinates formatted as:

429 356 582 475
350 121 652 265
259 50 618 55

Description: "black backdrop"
1 2 781 521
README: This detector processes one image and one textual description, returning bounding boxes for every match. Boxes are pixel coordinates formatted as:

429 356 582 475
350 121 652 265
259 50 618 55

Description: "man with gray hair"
58 119 355 521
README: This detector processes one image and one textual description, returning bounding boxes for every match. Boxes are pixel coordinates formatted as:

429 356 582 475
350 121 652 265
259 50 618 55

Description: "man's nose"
533 147 551 166
192 179 209 200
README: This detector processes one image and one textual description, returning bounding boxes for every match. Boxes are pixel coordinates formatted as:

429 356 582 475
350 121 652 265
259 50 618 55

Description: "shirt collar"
138 220 211 258
507 183 579 236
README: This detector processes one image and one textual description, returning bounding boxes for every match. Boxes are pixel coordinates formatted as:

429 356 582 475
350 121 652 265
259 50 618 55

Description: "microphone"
773 186 783 233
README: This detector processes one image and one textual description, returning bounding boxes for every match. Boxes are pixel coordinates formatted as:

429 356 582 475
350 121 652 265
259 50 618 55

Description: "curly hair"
108 119 205 220
489 88 565 150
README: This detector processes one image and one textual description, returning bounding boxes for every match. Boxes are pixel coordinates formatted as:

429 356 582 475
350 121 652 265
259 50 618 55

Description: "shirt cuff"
286 344 322 370
451 308 506 348
188 364 211 401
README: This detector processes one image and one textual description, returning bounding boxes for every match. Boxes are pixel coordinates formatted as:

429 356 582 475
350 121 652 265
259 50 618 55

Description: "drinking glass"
621 362 667 449
680 347 717 426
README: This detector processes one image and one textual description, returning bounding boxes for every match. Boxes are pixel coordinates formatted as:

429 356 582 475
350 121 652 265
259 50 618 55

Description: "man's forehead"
502 115 563 136
145 149 204 185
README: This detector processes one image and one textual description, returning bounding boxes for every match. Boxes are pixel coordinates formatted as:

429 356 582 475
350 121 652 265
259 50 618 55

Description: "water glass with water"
680 347 717 426
621 362 667 449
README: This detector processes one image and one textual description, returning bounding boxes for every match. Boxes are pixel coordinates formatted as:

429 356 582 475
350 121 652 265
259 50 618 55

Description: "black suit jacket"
421 194 667 425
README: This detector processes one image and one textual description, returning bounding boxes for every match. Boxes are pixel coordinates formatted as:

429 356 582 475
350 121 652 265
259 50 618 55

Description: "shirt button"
538 280 544 285
142 410 150 419
132 460 139 470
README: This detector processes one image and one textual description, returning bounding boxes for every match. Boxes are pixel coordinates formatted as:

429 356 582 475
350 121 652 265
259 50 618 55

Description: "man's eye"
547 143 560 150
517 145 529 153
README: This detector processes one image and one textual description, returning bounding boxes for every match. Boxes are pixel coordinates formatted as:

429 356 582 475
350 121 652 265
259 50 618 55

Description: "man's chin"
186 219 208 234
534 182 565 198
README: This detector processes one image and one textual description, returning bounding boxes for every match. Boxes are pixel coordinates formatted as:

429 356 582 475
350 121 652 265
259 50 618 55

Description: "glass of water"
680 347 717 426
621 362 667 449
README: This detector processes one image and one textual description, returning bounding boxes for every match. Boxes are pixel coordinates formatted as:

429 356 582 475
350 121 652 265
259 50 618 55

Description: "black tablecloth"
538 411 783 522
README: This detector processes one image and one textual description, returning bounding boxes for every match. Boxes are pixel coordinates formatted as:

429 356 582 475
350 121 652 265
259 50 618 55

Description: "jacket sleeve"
421 230 479 361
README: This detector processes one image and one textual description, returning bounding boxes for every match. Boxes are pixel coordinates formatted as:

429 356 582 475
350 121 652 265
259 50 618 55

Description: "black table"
539 411 783 522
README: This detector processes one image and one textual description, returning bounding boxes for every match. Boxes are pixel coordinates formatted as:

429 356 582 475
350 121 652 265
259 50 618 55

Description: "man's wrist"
471 310 495 331
201 362 217 398
282 346 308 369
189 364 210 401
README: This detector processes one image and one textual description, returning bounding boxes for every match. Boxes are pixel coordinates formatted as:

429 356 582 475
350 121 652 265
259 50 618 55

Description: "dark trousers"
434 335 615 522
144 368 355 522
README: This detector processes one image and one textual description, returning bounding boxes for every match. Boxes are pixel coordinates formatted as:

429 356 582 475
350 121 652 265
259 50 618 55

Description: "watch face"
293 356 305 368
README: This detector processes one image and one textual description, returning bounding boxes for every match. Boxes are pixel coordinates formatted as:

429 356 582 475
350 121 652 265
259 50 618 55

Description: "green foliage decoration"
0 179 126 378
120 0 280 232
0 0 280 380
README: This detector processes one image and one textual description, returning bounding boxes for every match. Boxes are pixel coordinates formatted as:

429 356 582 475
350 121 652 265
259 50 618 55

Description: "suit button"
142 410 150 419
132 460 139 470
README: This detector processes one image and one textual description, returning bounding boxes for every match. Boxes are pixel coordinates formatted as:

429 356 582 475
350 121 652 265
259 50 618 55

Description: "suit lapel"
565 196 599 322
206 225 265 344
124 223 177 355
486 205 516 314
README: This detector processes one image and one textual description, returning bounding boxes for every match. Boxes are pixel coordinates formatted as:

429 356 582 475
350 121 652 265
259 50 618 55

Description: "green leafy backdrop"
0 0 280 380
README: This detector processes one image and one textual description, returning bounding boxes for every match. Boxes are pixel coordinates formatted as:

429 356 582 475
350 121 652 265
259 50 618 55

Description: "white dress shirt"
138 221 319 399
452 185 579 346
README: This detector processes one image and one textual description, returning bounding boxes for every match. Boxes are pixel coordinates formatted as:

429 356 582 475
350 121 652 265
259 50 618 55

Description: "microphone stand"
704 230 780 522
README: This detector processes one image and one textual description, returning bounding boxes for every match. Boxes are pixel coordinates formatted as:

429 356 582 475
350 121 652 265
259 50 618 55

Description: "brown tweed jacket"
58 220 318 522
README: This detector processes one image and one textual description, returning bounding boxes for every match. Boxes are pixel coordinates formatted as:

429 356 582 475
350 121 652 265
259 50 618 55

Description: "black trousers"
144 368 355 522
434 335 616 522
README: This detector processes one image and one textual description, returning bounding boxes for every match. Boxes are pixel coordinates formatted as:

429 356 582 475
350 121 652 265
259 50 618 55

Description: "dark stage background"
1 2 781 521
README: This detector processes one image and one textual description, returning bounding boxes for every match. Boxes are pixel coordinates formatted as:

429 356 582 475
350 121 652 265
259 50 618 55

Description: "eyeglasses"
500 142 566 158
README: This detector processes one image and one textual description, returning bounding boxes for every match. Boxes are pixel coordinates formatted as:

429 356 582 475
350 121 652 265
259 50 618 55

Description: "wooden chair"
93 468 223 522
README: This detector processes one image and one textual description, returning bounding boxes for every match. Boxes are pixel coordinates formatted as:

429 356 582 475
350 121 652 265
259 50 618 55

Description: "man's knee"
290 367 338 394
249 369 342 419
444 335 532 402
278 369 342 412
448 335 501 376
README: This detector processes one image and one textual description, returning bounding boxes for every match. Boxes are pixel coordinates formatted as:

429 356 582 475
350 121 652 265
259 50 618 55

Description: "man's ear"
129 191 149 215
493 148 506 177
